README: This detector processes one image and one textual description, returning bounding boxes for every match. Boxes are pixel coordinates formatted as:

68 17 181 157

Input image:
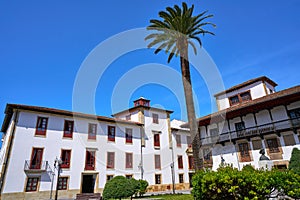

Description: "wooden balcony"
201 117 300 145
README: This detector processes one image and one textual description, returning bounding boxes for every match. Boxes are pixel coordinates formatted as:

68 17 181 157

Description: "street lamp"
54 157 63 200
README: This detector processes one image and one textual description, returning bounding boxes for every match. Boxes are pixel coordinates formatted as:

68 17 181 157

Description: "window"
35 117 48 136
155 174 161 184
25 177 39 192
175 135 181 147
210 128 219 137
188 156 194 169
126 114 131 120
240 91 251 101
229 95 240 105
126 175 133 179
85 150 95 170
125 153 133 169
266 138 280 153
125 128 133 144
63 120 73 138
179 174 184 183
61 150 71 168
288 108 300 126
154 155 161 169
288 108 300 119
187 136 192 147
252 139 262 150
107 175 114 181
108 126 115 142
177 155 183 169
58 177 68 190
88 123 97 140
153 113 159 124
203 148 212 162
154 133 160 148
283 134 296 146
229 91 252 106
235 122 245 131
238 142 251 162
107 152 115 169
30 148 43 169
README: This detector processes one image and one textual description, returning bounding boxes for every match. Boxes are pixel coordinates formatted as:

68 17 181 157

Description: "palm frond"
188 41 197 55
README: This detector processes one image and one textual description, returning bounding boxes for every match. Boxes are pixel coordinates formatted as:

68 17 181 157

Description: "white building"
0 98 193 200
184 76 300 170
0 76 299 199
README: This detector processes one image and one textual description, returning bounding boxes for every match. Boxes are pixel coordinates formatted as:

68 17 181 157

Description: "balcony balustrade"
201 117 300 145
24 160 49 173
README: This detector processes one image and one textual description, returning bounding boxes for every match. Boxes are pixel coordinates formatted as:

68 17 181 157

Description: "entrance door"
82 174 95 193
30 148 43 169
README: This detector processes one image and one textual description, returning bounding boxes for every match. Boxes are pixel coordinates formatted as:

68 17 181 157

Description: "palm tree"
145 2 215 170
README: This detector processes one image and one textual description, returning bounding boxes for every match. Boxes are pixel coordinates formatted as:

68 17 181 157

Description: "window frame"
188 156 194 170
266 138 280 153
125 128 133 144
152 113 159 124
155 174 161 184
154 154 161 169
58 177 68 190
178 174 184 183
153 132 160 148
177 155 183 169
35 117 48 136
238 142 251 162
107 152 115 169
25 177 39 192
125 152 133 169
88 123 97 140
63 120 74 138
229 91 252 106
108 126 116 142
30 148 43 170
175 134 181 147
61 149 71 169
85 150 95 170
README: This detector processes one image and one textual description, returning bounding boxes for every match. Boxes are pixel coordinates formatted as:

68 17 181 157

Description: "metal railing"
24 160 49 172
201 117 300 145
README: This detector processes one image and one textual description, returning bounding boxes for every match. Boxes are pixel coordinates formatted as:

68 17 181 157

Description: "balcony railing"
24 160 49 172
201 117 300 145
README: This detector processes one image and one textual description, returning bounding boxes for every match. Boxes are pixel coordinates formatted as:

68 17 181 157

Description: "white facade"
0 98 193 199
196 77 300 170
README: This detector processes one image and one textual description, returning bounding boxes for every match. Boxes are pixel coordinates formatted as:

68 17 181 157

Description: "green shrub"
103 176 137 200
191 165 300 200
137 179 149 197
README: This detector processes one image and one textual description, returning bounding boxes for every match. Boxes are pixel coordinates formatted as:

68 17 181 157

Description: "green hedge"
192 165 300 199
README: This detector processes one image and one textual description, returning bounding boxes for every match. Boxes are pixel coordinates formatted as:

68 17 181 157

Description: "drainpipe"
0 110 19 195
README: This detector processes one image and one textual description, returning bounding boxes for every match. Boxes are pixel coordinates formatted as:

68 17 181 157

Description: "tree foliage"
192 165 300 200
289 147 300 174
137 179 149 197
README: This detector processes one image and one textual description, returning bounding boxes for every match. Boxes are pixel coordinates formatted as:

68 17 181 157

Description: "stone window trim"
58 176 69 190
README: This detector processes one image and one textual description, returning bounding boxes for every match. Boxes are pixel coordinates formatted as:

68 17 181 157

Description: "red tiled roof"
1 104 143 132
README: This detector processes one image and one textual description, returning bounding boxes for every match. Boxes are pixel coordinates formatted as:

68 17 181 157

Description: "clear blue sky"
1 0 300 132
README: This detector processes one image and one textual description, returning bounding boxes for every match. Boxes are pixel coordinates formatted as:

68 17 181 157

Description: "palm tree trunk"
179 39 203 171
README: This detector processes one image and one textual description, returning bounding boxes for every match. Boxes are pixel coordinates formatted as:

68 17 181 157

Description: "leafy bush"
191 165 300 199
137 179 149 197
103 176 138 200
